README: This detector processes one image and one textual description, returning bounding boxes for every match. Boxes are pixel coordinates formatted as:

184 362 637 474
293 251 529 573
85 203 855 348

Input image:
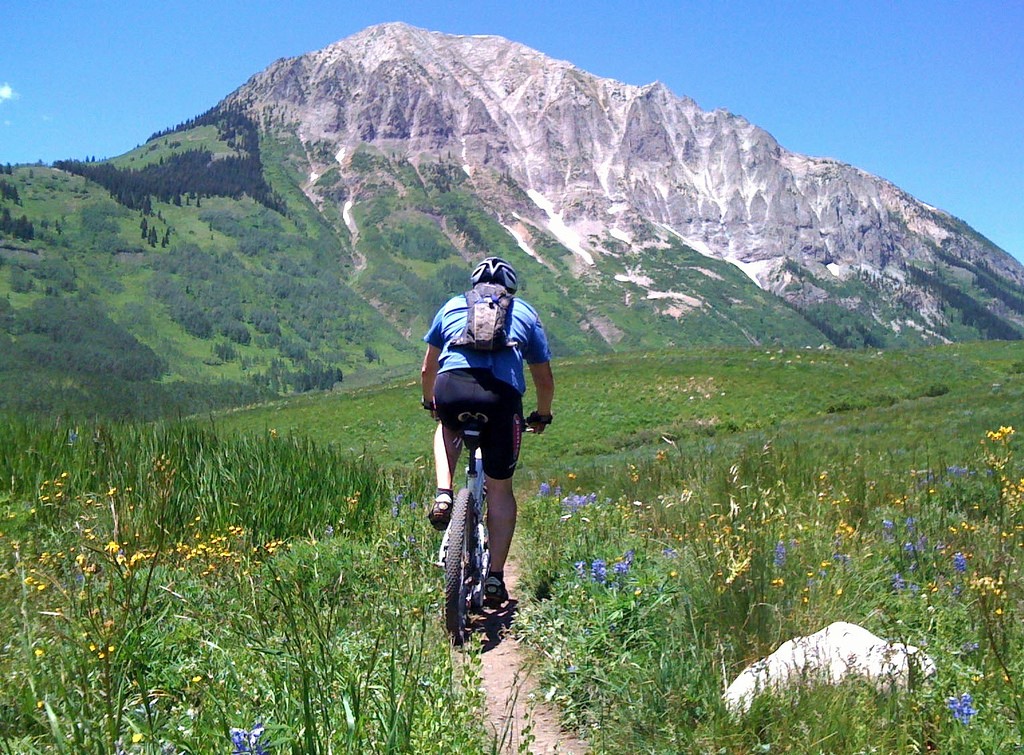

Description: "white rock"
723 621 936 715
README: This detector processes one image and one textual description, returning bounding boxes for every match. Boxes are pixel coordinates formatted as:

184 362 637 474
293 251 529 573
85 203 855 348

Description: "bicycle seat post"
461 421 483 479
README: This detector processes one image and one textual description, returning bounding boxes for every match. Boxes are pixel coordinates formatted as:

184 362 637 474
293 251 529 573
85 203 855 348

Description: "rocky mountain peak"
224 25 1024 342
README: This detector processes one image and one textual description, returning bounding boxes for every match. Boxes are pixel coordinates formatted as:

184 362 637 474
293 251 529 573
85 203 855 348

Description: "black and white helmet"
470 257 518 293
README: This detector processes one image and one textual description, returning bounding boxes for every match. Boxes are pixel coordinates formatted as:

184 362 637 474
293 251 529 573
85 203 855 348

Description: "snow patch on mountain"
728 256 778 287
647 290 703 306
615 271 654 287
659 223 713 255
343 201 357 237
527 189 595 265
504 218 542 261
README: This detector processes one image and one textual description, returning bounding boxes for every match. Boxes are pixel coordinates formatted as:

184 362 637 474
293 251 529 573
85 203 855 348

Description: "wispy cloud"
0 83 17 103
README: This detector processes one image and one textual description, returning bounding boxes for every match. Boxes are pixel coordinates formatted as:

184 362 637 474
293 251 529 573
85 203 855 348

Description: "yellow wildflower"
987 426 1015 442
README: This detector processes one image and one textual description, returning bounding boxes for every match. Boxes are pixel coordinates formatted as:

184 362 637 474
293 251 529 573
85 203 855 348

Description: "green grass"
212 342 1024 472
110 127 239 169
2 343 1023 752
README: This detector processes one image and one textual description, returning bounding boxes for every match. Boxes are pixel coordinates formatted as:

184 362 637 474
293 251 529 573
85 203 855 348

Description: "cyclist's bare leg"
433 423 461 490
484 475 516 573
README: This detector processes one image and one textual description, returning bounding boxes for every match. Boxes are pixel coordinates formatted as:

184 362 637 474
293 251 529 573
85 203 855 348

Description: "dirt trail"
472 559 589 754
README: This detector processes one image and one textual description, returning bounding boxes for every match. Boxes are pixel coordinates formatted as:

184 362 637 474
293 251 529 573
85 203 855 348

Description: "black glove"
422 399 439 420
526 411 553 433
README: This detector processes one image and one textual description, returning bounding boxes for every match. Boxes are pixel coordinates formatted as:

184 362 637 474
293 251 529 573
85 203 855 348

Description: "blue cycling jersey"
424 294 552 395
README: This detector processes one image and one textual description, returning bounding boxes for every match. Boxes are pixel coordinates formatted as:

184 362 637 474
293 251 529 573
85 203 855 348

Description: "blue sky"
4 1 1022 261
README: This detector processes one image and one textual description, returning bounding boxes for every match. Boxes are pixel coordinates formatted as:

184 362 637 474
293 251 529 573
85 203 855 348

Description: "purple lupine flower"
773 541 787 568
882 519 895 543
230 722 268 755
591 558 607 583
953 551 968 574
892 573 906 591
562 493 593 513
574 560 587 579
539 482 552 496
947 693 978 725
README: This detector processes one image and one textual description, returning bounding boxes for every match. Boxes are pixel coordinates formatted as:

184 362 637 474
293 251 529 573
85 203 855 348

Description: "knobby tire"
444 488 474 645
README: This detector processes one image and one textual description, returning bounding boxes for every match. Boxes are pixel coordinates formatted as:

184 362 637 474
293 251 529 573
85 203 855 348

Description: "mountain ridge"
225 23 1023 311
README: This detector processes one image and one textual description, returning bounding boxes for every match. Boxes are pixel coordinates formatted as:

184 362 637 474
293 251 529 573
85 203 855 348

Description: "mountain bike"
437 415 490 646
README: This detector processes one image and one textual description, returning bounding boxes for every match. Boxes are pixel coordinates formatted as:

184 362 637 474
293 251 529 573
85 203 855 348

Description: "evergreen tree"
0 208 34 240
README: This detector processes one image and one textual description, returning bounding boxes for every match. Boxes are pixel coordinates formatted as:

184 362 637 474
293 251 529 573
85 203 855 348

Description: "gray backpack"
450 283 517 352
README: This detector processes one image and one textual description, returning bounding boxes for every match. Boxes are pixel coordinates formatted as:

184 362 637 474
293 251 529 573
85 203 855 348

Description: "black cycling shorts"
433 369 524 480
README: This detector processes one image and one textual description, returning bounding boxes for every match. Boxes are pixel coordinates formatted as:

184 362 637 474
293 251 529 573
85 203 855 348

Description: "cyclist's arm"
529 360 554 416
421 344 442 406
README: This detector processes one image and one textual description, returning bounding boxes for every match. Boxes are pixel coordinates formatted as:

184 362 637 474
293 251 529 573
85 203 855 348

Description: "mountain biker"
421 257 555 607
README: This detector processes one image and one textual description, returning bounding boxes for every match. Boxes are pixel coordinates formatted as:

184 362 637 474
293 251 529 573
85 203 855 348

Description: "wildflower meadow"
0 421 487 753
2 343 1023 753
513 423 1024 751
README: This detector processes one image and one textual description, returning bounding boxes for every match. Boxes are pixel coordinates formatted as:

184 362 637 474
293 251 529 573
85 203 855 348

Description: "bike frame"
438 421 491 642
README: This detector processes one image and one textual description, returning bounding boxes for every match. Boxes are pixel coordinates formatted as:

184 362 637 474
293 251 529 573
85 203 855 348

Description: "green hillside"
0 128 416 418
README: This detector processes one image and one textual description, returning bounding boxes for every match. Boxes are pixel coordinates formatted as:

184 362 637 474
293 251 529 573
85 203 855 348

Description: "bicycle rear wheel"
443 488 474 645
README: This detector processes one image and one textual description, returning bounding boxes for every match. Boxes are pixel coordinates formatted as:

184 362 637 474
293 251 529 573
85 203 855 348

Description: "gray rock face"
225 22 1024 333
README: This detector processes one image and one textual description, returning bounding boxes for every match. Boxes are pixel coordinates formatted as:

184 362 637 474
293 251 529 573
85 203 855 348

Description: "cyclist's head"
471 257 518 293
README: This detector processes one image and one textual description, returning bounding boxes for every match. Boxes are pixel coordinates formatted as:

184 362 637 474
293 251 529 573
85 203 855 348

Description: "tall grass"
514 424 1024 751
0 417 488 753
